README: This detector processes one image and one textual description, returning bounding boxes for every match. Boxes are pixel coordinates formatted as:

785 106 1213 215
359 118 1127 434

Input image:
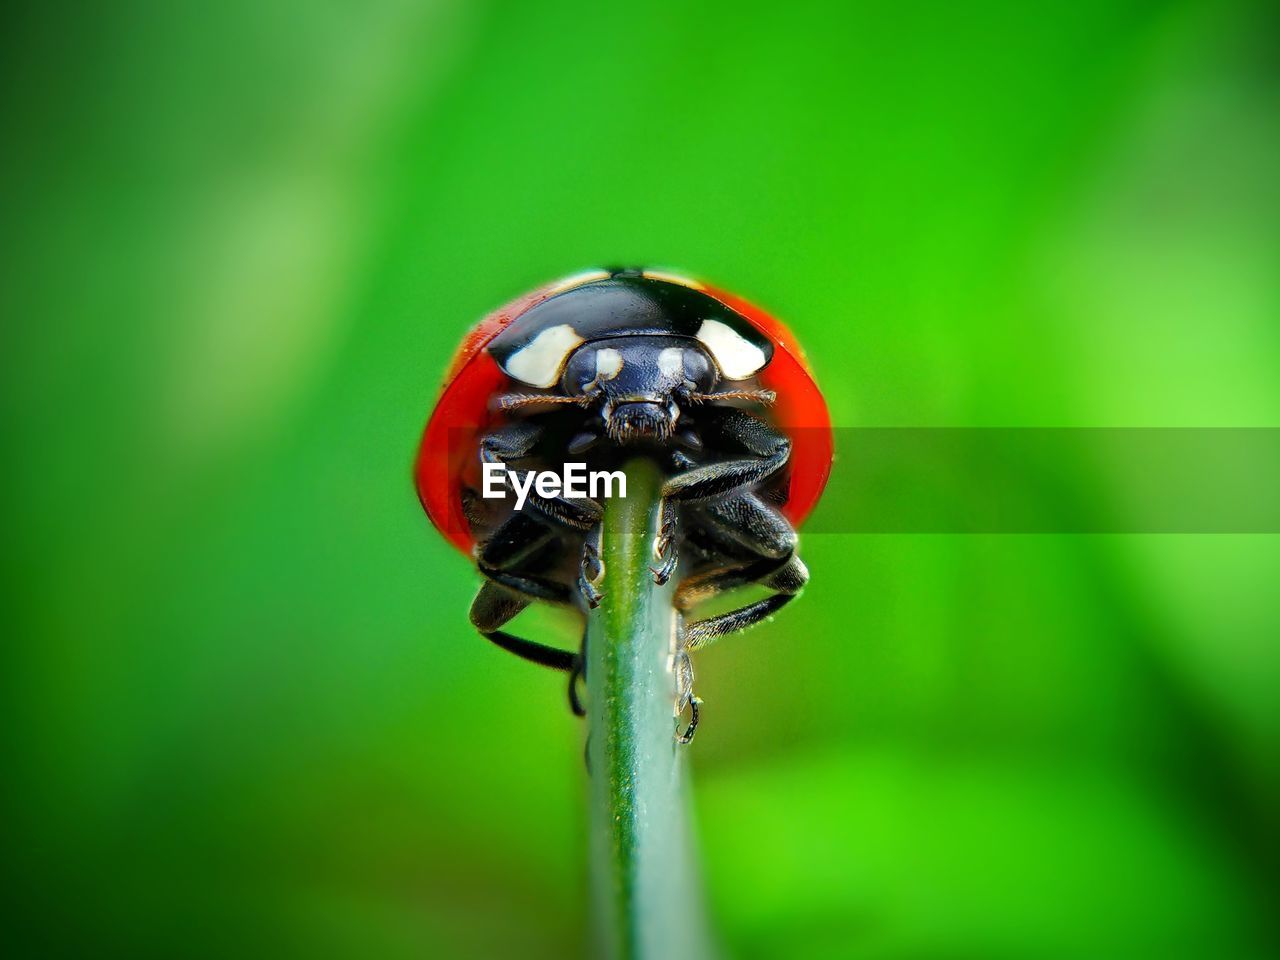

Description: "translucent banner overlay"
803 429 1280 533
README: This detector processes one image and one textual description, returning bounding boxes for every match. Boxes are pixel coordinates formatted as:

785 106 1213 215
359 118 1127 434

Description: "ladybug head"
562 336 717 444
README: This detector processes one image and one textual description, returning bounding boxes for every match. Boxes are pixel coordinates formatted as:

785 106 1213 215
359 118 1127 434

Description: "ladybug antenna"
678 387 776 407
495 393 594 413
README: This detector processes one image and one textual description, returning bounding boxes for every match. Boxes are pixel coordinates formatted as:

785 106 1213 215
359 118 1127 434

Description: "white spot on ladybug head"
695 319 767 380
657 347 685 378
501 324 584 388
595 347 623 380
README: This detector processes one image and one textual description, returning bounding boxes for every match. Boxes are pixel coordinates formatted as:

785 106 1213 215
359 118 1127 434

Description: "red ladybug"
415 268 832 741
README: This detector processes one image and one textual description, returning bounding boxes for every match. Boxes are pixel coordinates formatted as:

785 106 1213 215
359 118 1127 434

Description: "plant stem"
586 458 715 960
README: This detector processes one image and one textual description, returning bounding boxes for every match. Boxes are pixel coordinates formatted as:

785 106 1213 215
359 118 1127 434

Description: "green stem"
586 459 715 960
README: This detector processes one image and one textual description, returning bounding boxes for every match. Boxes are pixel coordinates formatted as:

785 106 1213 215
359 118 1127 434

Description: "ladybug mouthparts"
603 399 678 444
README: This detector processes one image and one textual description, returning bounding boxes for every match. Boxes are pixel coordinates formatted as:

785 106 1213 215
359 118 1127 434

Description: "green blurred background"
3 0 1278 956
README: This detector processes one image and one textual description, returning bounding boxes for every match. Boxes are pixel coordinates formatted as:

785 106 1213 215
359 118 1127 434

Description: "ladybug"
415 268 832 741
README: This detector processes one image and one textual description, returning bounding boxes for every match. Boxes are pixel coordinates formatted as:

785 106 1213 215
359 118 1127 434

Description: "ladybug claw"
578 575 604 608
677 696 702 744
651 528 677 584
651 559 676 585
579 540 605 606
673 647 699 743
581 542 605 584
651 525 676 562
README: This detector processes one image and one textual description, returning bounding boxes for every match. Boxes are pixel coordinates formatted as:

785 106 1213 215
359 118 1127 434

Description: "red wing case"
699 284 833 528
416 281 569 552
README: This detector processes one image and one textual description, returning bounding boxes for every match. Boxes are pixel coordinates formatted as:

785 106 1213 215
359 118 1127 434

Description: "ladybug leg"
529 491 603 532
488 508 601 609
651 498 681 585
476 566 570 604
700 409 794 468
671 562 806 746
674 550 804 611
476 514 575 604
685 592 799 650
669 504 808 738
568 649 587 717
479 419 545 458
681 552 808 650
651 449 698 584
577 521 605 608
651 413 791 584
474 510 597 713
480 424 602 531
701 491 796 560
471 579 589 717
677 493 808 648
471 580 576 669
478 470 604 609
672 635 701 744
478 510 556 567
567 429 600 457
